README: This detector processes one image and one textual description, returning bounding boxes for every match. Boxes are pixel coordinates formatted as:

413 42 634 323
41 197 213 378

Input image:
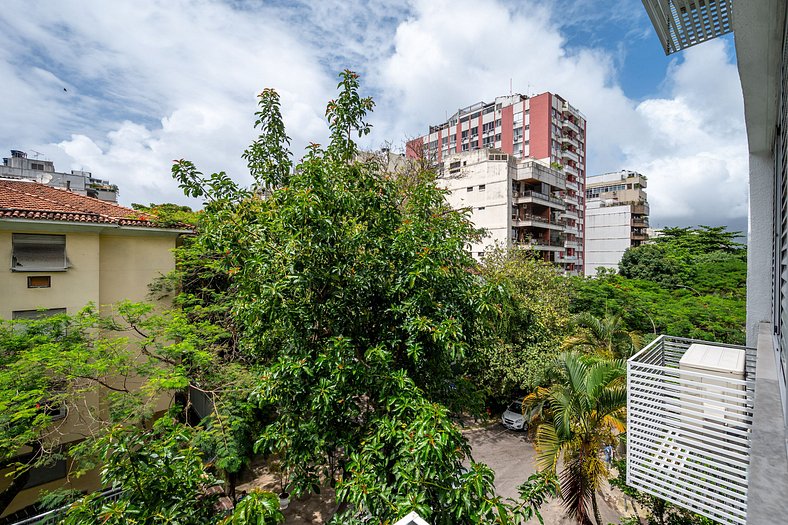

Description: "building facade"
584 170 649 275
0 179 189 518
630 2 788 524
437 149 571 266
1 150 118 202
407 92 587 273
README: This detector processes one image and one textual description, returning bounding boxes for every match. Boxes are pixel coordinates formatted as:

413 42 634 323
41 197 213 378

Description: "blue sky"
0 0 747 231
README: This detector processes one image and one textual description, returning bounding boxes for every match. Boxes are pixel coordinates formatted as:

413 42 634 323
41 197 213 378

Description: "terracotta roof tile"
0 179 183 229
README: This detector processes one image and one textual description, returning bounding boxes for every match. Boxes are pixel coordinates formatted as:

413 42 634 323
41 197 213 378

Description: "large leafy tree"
171 71 515 523
524 353 626 525
474 246 571 399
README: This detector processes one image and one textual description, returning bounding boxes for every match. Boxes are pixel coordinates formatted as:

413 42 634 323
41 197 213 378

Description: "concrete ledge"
747 322 788 524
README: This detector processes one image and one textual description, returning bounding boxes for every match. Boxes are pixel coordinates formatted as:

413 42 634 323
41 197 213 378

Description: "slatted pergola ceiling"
642 0 733 55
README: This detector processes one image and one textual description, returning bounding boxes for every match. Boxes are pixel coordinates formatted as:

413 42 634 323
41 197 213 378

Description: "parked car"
501 399 526 431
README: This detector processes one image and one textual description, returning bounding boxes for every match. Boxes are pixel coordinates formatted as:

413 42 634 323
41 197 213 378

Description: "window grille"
11 234 67 271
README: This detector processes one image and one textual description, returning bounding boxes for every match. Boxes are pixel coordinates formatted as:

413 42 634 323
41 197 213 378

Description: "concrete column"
746 153 775 347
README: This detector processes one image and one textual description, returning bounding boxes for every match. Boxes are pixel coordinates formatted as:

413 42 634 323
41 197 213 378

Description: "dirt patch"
236 465 337 525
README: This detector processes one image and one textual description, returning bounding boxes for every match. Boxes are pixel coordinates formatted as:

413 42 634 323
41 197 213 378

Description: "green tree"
524 353 626 525
172 70 512 523
474 246 571 399
562 312 641 359
0 303 239 516
64 417 284 525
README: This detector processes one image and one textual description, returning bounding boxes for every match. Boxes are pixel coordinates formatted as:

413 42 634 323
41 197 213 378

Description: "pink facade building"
406 92 587 273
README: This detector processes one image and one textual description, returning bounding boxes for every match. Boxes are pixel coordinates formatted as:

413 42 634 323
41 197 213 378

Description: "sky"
0 0 747 232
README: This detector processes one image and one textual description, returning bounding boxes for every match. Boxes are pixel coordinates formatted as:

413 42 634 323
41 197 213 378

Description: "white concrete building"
1 150 118 202
438 148 572 270
584 170 649 275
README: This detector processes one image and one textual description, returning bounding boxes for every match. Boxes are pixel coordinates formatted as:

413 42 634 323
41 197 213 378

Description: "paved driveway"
465 424 623 524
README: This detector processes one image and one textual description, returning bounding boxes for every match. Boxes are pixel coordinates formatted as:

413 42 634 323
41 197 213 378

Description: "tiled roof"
0 179 181 229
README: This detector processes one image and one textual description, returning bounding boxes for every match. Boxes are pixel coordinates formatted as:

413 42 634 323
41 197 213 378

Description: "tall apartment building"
1 150 118 202
406 92 587 273
584 170 649 275
438 149 570 267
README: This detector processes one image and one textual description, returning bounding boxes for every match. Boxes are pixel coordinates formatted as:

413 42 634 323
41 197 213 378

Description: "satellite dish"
40 174 53 184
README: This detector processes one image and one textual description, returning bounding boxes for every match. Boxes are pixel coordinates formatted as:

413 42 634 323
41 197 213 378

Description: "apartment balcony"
555 255 578 264
628 335 756 525
513 190 567 210
564 163 578 176
631 231 648 241
632 217 650 228
565 240 580 249
564 225 579 235
566 180 579 192
512 213 566 231
562 119 580 134
513 161 566 190
560 134 579 148
562 148 580 163
515 237 565 252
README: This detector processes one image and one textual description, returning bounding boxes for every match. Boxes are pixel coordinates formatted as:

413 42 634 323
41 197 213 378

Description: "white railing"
627 335 756 525
9 487 123 525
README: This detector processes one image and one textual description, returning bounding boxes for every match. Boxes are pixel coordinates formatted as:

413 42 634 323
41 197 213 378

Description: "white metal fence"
627 335 756 525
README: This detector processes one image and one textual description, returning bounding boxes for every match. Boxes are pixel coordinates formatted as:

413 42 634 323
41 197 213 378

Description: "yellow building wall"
0 225 181 518
0 231 100 319
98 234 176 309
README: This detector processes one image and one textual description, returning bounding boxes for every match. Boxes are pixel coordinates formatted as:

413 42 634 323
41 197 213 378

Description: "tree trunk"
591 490 603 525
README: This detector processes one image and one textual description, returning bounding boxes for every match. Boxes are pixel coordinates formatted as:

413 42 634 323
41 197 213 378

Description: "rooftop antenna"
527 82 532 96
29 149 44 159
509 78 512 95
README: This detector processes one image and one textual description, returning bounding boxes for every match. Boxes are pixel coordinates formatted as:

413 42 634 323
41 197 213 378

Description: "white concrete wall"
440 151 510 258
584 202 632 275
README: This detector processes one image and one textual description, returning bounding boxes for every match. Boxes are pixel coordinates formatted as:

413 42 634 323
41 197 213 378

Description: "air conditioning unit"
679 344 747 426
513 190 520 197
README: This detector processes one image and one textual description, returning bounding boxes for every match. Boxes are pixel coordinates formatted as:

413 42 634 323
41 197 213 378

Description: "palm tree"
524 353 627 525
562 312 641 359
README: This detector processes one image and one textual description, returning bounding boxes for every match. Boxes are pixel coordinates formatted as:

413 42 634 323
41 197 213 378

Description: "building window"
478 185 486 191
478 206 485 211
31 163 44 171
22 459 68 489
27 276 51 288
467 186 473 192
12 308 67 320
12 234 67 272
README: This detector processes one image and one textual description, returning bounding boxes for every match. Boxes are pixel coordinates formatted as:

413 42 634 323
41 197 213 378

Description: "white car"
501 400 526 431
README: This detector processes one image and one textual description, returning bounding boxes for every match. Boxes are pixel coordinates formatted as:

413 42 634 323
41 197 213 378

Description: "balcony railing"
10 487 124 525
512 213 566 230
513 190 566 209
627 335 756 525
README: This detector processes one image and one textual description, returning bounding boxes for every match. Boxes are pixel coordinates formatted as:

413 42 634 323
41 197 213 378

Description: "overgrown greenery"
572 226 746 344
167 70 525 523
474 246 571 399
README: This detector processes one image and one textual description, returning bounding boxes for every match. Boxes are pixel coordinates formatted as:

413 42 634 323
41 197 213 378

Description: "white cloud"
0 0 747 230
370 0 746 228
